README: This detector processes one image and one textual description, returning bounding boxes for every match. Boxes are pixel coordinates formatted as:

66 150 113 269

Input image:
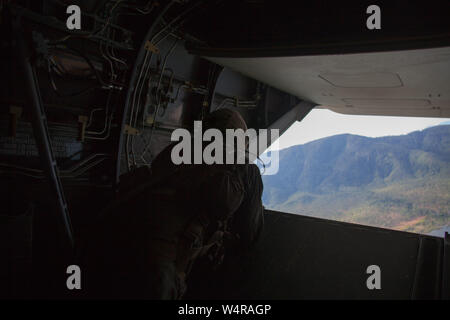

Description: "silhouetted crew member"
82 109 264 299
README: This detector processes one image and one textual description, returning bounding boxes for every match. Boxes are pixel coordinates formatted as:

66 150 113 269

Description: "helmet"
203 109 248 133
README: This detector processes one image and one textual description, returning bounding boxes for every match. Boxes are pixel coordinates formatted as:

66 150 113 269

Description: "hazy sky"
269 108 450 151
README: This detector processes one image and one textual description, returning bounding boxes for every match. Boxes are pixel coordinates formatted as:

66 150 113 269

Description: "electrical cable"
120 0 176 174
50 0 125 44
138 38 178 162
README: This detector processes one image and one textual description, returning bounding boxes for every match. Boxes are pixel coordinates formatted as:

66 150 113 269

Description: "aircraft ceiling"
206 46 450 118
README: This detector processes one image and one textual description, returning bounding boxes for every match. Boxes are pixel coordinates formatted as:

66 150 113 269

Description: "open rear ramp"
188 210 448 299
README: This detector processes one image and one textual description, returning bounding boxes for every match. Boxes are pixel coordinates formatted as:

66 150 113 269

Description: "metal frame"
13 16 75 249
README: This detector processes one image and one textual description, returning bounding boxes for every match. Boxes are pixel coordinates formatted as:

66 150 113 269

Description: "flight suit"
82 109 264 299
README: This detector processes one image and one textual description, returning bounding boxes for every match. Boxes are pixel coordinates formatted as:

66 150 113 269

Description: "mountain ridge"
262 125 450 234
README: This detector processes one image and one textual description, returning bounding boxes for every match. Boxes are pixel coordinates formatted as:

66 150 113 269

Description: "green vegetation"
262 125 450 234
